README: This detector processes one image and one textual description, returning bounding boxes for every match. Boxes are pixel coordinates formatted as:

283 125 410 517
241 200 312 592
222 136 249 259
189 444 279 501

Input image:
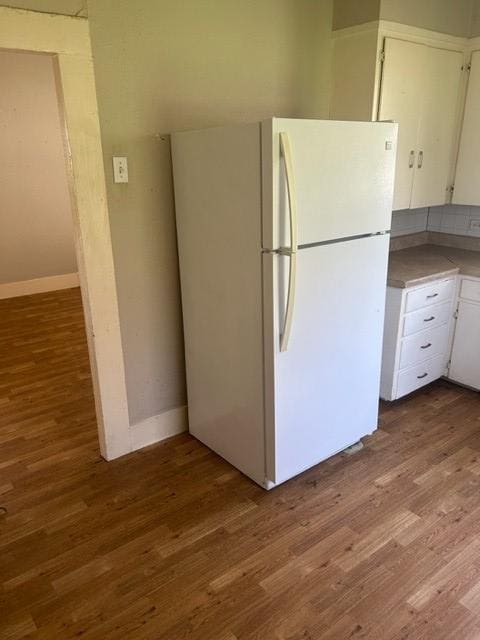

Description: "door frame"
0 7 131 460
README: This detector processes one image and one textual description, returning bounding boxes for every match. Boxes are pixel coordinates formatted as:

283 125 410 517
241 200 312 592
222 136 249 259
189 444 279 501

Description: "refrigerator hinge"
278 247 297 256
262 248 297 256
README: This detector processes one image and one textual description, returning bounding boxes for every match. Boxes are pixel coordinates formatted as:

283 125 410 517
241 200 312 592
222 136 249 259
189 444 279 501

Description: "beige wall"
333 0 380 30
87 0 333 425
0 1 87 16
471 0 480 36
334 0 476 36
0 50 76 285
380 0 474 37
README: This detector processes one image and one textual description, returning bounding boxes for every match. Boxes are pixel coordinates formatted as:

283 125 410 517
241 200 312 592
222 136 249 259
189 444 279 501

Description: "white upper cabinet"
411 45 463 209
378 38 463 211
331 23 467 213
378 38 424 211
453 51 480 205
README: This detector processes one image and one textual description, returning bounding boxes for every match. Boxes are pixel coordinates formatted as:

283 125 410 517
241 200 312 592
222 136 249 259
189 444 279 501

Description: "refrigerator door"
263 234 389 486
262 118 398 250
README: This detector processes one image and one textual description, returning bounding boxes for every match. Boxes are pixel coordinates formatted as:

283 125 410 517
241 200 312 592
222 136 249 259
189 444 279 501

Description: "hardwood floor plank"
2 290 480 638
407 538 480 610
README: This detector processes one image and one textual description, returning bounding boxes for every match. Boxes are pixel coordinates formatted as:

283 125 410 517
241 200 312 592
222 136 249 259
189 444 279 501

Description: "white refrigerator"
172 118 397 489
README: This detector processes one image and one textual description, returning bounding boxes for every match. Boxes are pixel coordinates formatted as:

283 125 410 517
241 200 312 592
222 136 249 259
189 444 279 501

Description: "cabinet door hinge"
454 307 459 320
379 50 385 63
462 63 472 72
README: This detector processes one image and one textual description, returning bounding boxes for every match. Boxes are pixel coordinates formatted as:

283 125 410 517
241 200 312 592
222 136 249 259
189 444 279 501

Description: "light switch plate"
113 156 128 183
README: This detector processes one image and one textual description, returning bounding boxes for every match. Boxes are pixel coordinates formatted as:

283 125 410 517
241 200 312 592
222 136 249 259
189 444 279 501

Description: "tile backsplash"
391 205 480 238
427 205 480 236
390 208 429 237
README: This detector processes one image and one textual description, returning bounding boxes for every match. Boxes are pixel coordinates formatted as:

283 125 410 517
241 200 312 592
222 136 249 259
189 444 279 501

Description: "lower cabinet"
447 278 480 390
380 277 455 401
381 274 480 400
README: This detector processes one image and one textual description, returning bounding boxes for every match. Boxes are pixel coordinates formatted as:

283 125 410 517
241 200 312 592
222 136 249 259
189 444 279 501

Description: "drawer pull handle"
426 293 439 299
424 316 435 322
421 343 432 349
417 373 428 379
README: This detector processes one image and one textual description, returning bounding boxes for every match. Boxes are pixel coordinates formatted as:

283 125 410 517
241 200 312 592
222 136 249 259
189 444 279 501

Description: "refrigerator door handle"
279 132 298 353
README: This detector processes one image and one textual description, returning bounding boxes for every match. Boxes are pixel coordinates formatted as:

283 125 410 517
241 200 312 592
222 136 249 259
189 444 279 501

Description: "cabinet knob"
424 316 435 322
421 343 432 349
417 373 428 379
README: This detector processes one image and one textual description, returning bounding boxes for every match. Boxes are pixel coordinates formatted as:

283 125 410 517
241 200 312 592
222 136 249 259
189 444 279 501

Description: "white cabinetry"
376 39 463 211
331 23 465 211
411 44 463 210
453 51 480 205
377 38 423 211
380 278 455 400
448 277 480 390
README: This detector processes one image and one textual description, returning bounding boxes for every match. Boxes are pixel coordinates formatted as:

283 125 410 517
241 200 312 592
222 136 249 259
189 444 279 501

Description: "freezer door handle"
279 132 298 353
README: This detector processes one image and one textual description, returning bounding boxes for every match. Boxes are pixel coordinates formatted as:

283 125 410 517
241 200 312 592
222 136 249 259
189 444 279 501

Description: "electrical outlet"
469 219 480 232
113 157 128 183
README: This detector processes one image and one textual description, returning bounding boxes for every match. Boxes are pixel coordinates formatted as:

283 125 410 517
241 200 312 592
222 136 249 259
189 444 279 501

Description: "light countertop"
387 244 480 288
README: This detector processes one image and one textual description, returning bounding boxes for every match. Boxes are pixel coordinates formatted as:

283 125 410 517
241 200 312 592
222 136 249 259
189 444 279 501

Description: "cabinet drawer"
402 301 452 336
459 278 480 303
396 354 447 398
399 324 449 369
405 279 455 313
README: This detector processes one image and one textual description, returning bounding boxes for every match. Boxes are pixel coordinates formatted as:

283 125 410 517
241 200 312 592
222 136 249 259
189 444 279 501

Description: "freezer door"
262 118 397 250
263 234 389 486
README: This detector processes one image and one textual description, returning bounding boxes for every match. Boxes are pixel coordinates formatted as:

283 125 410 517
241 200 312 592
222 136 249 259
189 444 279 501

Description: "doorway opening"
0 49 99 463
0 7 131 462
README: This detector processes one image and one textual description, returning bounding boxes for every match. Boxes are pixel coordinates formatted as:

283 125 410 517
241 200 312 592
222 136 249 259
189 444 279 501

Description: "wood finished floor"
2 289 480 639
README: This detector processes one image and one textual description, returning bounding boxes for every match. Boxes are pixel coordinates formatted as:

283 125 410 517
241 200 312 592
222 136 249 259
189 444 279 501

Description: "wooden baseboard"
130 406 188 451
0 273 80 300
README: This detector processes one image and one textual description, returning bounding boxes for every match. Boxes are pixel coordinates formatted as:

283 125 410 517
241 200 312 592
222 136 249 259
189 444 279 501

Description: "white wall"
0 50 77 287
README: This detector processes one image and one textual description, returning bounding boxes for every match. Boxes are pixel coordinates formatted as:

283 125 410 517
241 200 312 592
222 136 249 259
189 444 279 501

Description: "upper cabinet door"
378 38 424 211
411 46 463 209
453 51 480 206
378 38 463 211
